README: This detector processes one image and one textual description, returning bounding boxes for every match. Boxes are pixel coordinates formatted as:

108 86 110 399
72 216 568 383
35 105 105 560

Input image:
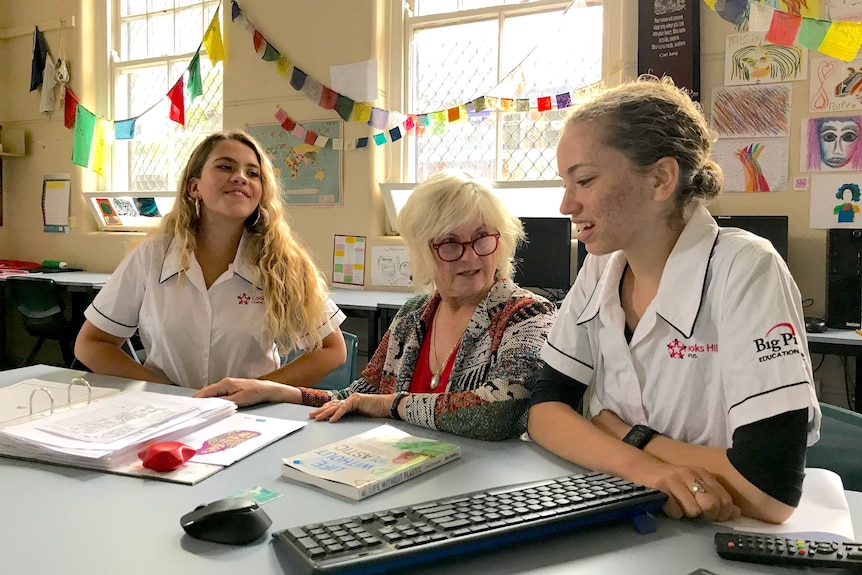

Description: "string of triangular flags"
231 1 596 150
705 0 862 62
68 7 225 175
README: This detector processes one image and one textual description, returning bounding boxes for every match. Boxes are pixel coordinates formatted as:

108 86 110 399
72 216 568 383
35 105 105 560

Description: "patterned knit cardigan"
301 278 557 441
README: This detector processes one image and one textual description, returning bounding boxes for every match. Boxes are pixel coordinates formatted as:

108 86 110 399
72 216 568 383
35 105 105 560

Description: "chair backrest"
7 276 70 337
8 276 66 319
807 402 862 491
282 331 359 390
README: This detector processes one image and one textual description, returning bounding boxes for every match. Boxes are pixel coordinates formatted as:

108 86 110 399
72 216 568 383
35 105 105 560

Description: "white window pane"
147 12 175 57
121 17 148 61
175 6 204 54
148 0 173 12
407 2 602 182
412 21 498 109
121 0 148 17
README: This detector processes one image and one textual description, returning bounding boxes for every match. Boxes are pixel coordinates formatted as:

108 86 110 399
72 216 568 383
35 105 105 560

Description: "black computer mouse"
180 497 272 545
804 316 828 333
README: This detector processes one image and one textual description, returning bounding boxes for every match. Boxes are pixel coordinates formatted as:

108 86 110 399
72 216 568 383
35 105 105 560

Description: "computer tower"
826 228 862 330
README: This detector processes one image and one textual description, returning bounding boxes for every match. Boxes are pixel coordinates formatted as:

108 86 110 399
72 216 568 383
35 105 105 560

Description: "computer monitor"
575 214 789 269
515 217 572 296
712 215 789 262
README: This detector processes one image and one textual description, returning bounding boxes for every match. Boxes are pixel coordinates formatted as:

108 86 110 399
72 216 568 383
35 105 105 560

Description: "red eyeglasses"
431 233 500 262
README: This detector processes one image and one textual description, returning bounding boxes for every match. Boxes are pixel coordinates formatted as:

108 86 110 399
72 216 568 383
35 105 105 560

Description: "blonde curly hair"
158 130 328 352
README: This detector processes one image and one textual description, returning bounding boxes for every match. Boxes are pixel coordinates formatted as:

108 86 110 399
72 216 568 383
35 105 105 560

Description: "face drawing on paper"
398 261 411 283
806 116 862 171
820 119 860 169
378 256 397 283
731 44 801 83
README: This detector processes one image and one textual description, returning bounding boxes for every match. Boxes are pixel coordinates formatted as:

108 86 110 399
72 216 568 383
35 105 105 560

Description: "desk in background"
0 272 110 368
808 329 862 413
329 288 412 351
2 364 861 575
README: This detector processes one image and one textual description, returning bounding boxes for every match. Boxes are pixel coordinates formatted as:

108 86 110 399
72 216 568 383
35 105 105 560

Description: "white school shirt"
85 234 345 389
542 205 821 447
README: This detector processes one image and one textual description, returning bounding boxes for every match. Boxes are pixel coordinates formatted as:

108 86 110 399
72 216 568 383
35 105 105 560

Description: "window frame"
83 0 222 232
398 0 602 183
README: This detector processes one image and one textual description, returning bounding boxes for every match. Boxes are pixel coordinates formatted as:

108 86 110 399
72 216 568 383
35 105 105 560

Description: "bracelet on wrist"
390 391 409 420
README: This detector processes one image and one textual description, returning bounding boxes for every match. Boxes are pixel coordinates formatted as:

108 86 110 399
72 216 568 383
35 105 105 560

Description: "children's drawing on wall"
809 57 862 112
713 137 788 192
823 0 862 22
834 183 862 223
802 115 862 171
770 1 819 17
711 85 791 137
810 173 862 228
332 234 366 288
371 246 412 287
724 33 806 86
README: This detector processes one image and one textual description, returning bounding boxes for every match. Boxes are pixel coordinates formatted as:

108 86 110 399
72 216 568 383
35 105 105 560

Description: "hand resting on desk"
193 378 302 406
193 379 395 423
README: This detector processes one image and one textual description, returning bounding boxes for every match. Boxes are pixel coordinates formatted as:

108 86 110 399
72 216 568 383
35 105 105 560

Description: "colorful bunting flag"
63 86 79 129
202 13 225 64
765 11 801 46
72 104 96 168
707 0 862 62
187 51 203 101
167 78 185 126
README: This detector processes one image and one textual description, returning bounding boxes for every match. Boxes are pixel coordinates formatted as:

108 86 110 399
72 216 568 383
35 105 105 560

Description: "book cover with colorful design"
281 424 461 500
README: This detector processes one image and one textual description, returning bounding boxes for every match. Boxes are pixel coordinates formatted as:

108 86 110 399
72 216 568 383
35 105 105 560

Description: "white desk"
808 329 862 413
1 364 861 575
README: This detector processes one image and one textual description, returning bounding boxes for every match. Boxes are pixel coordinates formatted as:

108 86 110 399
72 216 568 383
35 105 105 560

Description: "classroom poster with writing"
332 235 366 287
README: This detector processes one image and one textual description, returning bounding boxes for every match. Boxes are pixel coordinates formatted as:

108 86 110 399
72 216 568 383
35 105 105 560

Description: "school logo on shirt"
667 338 718 359
753 322 800 362
237 292 264 305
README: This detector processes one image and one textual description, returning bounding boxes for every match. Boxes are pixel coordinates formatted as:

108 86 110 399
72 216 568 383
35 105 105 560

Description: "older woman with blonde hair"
76 130 347 389
197 169 557 441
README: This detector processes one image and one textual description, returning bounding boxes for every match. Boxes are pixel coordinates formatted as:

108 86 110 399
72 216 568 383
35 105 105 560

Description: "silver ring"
692 477 707 495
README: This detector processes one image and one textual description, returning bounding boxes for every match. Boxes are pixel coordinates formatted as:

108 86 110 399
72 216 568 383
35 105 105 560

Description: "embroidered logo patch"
667 338 718 359
753 322 800 362
238 293 250 305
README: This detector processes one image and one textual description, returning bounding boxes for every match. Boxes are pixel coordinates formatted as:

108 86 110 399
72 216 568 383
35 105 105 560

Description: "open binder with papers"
0 378 307 484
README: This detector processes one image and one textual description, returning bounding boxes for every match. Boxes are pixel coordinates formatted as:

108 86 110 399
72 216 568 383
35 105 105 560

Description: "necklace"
430 308 462 390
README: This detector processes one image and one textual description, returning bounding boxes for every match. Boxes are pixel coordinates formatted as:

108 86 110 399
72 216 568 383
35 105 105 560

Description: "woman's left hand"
309 393 394 422
591 409 631 440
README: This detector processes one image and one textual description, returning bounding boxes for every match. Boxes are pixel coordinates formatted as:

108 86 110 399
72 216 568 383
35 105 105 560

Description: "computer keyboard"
273 471 668 574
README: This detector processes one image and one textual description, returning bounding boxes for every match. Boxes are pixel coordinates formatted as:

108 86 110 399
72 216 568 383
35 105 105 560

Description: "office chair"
7 276 76 367
807 402 862 492
282 331 359 390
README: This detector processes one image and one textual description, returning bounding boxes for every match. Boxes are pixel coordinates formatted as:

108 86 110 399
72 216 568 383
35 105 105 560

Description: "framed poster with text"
637 0 700 101
247 120 343 206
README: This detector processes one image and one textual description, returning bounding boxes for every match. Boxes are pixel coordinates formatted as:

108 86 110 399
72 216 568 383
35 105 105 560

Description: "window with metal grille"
110 0 223 199
405 0 603 183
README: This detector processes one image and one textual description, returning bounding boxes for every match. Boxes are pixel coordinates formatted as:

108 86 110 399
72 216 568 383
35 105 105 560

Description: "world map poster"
247 120 343 206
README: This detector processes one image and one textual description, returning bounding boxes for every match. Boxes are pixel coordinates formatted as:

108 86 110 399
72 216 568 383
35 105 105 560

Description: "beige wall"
0 1 848 405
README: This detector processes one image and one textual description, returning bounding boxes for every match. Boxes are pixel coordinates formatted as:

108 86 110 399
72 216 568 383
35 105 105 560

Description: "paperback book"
281 424 461 500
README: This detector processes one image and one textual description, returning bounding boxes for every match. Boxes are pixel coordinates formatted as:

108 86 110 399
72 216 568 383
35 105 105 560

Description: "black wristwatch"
622 425 660 450
390 391 409 420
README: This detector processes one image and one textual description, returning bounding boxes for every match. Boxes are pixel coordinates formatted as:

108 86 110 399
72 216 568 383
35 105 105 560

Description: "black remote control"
715 531 862 570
